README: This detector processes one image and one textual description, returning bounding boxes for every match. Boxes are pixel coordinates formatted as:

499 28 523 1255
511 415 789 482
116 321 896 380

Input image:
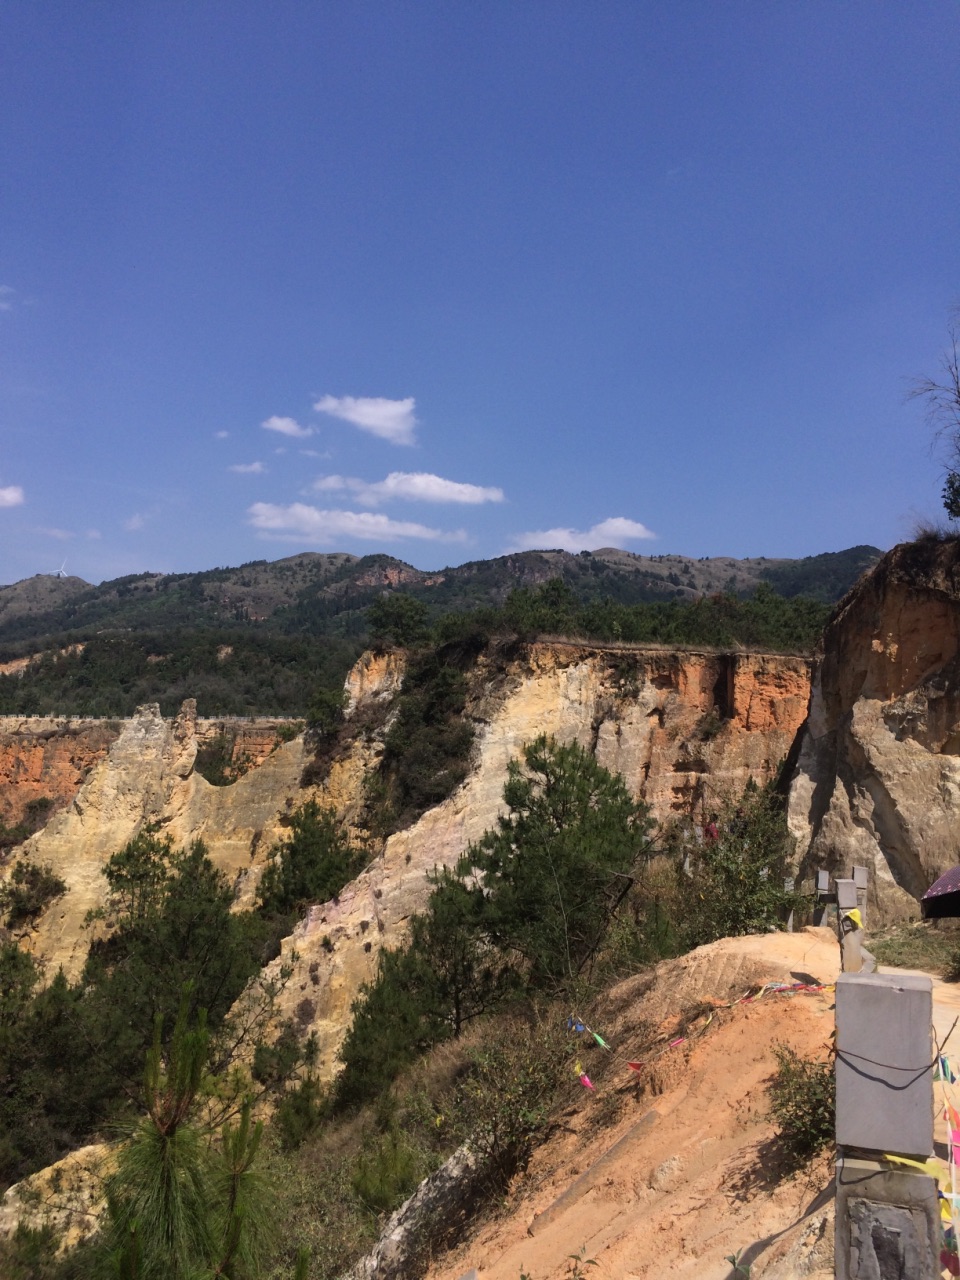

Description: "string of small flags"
568 979 833 1089
888 1049 960 1276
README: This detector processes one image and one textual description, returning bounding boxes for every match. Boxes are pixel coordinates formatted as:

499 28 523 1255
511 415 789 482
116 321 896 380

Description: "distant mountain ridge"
0 545 882 652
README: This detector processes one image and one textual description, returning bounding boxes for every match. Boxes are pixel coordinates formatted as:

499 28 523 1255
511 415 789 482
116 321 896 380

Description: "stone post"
852 864 869 929
834 972 940 1279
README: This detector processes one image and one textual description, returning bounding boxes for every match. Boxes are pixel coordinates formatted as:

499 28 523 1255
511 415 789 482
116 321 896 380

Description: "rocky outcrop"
0 642 809 1029
789 538 960 921
343 649 406 717
6 703 308 978
0 1143 113 1250
264 643 810 1079
343 1145 486 1280
0 717 121 829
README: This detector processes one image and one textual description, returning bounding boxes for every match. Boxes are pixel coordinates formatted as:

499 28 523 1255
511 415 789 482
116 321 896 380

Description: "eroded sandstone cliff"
266 642 810 1078
788 538 960 920
5 704 308 978
0 642 810 1062
0 717 121 829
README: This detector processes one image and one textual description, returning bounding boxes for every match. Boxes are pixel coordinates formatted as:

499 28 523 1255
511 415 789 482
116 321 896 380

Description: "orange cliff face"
788 538 960 921
257 642 812 1081
512 644 811 824
0 718 122 831
0 645 811 1048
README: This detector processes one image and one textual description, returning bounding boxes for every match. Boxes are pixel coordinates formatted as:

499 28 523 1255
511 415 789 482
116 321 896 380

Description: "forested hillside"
0 545 875 716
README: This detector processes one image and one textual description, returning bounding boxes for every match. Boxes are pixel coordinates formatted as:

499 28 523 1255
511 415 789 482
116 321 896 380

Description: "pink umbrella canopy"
921 865 960 919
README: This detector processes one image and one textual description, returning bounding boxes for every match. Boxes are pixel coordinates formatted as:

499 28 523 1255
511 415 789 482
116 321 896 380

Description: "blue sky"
1 3 958 585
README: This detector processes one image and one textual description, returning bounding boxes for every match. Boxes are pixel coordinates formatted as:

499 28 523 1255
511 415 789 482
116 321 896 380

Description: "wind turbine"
54 561 67 579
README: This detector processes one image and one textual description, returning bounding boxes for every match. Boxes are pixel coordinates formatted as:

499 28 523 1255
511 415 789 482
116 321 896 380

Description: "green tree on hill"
335 736 653 1108
912 310 960 520
367 593 430 647
461 735 655 986
99 997 274 1280
257 800 366 921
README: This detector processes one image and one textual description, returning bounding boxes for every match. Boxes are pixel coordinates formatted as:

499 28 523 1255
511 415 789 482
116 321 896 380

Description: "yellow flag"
883 1153 943 1180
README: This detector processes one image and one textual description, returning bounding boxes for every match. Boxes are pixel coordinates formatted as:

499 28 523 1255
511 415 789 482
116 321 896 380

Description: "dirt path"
428 930 843 1280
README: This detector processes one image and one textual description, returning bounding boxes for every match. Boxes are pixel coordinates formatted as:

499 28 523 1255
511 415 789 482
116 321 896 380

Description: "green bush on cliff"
336 737 653 1110
0 832 301 1192
258 801 367 923
0 860 66 929
449 577 830 653
367 646 476 835
335 869 510 1111
768 1042 835 1168
673 779 798 948
0 795 55 852
460 736 655 987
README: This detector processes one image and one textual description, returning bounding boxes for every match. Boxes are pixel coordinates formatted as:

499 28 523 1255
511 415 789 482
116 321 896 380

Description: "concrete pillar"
835 972 940 1280
853 864 869 928
835 1158 941 1279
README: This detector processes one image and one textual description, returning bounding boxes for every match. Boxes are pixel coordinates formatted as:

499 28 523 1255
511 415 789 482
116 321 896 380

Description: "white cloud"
313 395 417 445
215 430 229 439
248 502 467 544
507 516 657 553
124 513 145 531
229 461 266 474
312 475 349 492
86 529 102 539
40 527 74 540
312 471 503 506
262 415 313 439
0 286 14 313
0 485 24 507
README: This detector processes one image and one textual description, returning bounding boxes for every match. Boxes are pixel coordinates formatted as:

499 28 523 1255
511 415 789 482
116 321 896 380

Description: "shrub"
307 687 347 740
0 796 55 853
334 945 447 1111
373 650 476 833
367 593 430 648
274 720 304 744
275 1075 327 1151
767 1043 835 1168
0 1224 65 1280
677 780 798 948
260 1143 379 1280
0 860 66 929
195 731 251 786
350 1125 423 1215
451 1014 569 1184
258 802 366 920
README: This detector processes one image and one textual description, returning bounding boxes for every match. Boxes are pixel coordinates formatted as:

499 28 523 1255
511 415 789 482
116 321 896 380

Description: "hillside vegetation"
0 738 801 1280
0 545 879 648
0 551 842 716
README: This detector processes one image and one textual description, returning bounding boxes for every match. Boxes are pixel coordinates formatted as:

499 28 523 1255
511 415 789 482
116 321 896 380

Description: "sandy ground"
9 928 958 1277
429 929 846 1280
424 929 960 1280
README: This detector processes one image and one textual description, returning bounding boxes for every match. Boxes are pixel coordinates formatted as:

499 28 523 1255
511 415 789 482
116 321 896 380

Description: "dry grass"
870 920 960 978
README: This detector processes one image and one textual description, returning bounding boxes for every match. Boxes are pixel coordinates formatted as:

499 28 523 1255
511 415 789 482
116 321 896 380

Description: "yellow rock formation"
0 642 810 1066
789 539 960 920
262 643 811 1079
